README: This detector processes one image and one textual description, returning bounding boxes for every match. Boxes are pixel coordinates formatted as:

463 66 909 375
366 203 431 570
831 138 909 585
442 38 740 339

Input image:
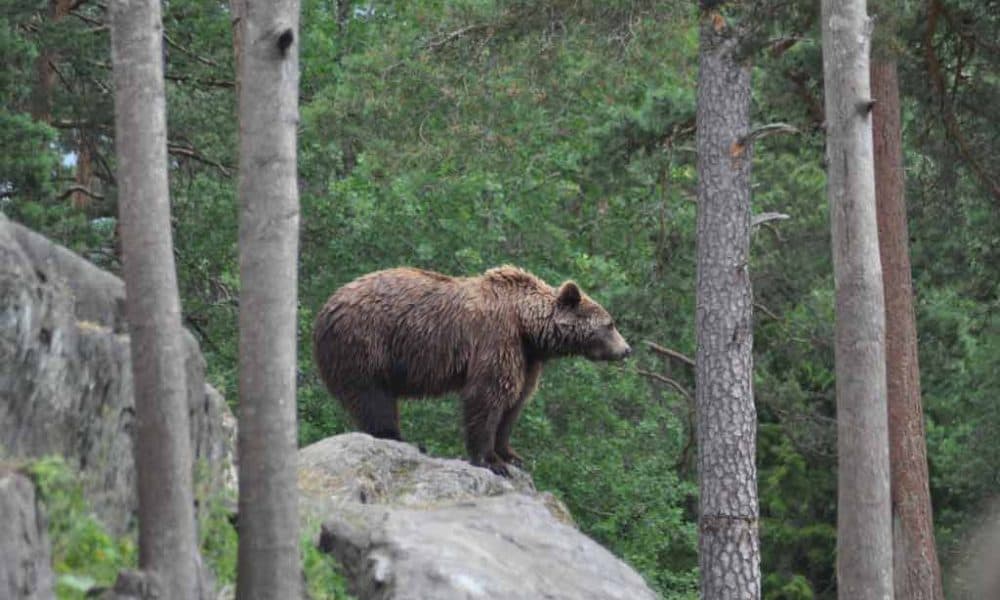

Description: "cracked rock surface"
0 215 236 536
300 433 657 600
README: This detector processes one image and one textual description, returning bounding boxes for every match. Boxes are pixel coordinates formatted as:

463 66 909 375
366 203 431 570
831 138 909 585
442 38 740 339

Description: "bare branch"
58 184 105 201
751 211 790 227
164 32 220 68
420 6 532 54
635 368 693 402
643 340 695 368
424 22 494 51
69 8 104 28
167 144 233 177
767 35 805 57
753 301 780 321
738 122 799 147
164 74 235 88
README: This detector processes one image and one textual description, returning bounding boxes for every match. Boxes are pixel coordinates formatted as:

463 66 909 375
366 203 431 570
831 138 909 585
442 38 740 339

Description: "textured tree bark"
233 1 302 598
871 57 944 600
109 0 199 597
695 7 761 599
821 2 894 598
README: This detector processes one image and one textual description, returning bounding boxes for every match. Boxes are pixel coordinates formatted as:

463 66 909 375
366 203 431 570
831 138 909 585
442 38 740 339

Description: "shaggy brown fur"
312 265 631 475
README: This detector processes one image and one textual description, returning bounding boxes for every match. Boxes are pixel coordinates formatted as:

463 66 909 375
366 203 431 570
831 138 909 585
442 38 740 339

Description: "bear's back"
314 268 491 397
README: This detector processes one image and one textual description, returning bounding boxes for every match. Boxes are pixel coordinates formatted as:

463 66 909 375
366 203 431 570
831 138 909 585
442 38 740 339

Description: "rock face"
0 469 54 600
0 214 236 535
300 434 658 600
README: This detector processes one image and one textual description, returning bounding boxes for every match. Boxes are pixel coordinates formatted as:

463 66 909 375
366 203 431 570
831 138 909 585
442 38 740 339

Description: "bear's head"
552 281 632 361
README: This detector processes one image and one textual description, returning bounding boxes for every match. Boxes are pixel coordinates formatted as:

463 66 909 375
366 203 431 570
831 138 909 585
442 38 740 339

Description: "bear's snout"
611 338 632 360
593 328 631 361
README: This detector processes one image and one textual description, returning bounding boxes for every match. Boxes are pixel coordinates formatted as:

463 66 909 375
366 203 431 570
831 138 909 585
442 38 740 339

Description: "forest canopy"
2 0 998 597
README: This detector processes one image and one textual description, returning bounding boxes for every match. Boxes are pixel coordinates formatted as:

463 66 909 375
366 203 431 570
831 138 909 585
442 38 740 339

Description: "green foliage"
3 0 999 597
530 365 700 597
302 527 355 600
0 110 59 200
197 495 354 597
198 492 239 587
25 457 136 599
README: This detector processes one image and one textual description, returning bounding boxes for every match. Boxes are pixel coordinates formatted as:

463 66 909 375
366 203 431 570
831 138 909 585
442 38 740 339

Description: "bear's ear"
557 281 582 308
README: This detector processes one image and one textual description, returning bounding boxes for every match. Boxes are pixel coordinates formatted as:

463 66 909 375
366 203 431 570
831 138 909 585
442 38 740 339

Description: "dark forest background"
2 1 998 597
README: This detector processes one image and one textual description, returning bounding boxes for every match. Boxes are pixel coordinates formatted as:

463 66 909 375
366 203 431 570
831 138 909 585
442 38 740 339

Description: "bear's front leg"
462 399 509 477
494 361 540 468
494 402 525 467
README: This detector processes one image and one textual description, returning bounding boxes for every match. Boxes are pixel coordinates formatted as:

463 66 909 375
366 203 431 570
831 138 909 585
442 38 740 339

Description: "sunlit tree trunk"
821 1 894 597
871 56 944 600
233 1 302 597
695 4 761 598
109 0 198 596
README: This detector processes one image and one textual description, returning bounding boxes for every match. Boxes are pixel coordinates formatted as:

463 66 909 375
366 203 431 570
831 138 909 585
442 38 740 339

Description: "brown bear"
312 265 631 475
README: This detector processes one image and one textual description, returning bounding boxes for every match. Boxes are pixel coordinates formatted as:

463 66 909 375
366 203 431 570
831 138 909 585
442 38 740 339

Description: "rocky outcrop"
0 214 236 535
0 469 54 600
300 434 658 600
1 217 656 599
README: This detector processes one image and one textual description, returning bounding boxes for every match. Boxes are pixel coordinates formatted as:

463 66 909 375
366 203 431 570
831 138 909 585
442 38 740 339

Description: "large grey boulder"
0 215 236 535
300 433 658 600
0 469 54 600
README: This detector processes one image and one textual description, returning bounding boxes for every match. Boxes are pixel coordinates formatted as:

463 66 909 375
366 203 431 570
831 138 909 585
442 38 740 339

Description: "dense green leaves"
26 457 136 599
2 0 998 598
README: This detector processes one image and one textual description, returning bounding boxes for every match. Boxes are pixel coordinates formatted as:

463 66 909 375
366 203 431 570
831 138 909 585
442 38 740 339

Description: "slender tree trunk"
30 0 72 123
821 2 894 598
871 57 944 600
233 1 302 598
695 6 760 599
109 0 198 597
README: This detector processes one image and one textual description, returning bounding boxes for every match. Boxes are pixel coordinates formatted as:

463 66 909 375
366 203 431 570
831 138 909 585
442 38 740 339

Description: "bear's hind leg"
355 388 403 441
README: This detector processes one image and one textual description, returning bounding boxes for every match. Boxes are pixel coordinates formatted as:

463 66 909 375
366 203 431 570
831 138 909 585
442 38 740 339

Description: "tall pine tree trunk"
695 5 760 598
109 0 198 596
821 1 894 597
871 57 944 600
30 0 72 123
234 1 302 597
